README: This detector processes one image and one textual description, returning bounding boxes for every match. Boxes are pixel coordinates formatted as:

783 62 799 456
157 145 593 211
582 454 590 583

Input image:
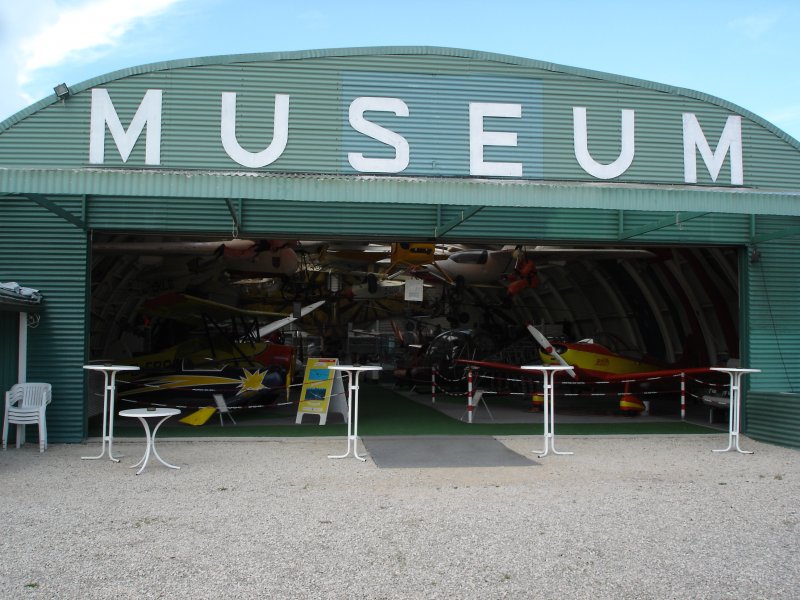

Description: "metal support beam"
225 198 242 237
618 212 707 240
434 206 484 238
20 194 87 231
751 226 800 244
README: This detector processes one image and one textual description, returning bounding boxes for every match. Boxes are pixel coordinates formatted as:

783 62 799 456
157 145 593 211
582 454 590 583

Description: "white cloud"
0 0 184 123
17 0 183 86
727 12 780 40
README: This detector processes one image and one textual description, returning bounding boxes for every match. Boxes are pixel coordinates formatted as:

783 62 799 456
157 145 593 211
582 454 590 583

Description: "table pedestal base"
119 408 181 475
533 433 574 459
713 432 753 455
328 435 366 462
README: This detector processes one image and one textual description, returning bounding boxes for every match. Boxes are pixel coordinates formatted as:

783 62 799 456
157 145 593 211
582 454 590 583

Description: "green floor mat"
97 383 723 438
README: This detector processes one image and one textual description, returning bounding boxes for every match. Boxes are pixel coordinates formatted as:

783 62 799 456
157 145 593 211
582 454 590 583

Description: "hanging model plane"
93 238 301 277
112 293 325 422
310 241 442 300
422 245 655 294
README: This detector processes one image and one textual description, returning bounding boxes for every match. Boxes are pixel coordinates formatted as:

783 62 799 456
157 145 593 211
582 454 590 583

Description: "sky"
2 0 800 139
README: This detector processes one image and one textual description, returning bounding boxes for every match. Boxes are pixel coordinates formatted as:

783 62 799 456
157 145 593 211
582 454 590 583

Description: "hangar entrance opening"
86 233 740 429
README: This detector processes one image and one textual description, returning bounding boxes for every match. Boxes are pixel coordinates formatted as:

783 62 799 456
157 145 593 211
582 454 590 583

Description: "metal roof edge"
2 46 798 151
2 168 800 216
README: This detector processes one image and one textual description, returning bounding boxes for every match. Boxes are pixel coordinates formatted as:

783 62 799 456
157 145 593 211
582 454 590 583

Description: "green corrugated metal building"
1 47 798 446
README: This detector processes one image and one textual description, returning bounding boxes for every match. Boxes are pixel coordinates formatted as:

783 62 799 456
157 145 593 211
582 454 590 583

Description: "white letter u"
221 92 289 168
573 107 635 179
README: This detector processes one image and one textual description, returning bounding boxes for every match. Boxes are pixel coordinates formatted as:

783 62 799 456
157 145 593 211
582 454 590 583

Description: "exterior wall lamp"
53 83 70 100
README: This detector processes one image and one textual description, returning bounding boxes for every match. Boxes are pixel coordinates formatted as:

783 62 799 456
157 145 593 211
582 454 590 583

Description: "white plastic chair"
3 383 52 452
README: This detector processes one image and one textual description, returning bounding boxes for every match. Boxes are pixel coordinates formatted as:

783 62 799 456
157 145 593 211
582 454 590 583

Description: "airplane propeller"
525 323 577 379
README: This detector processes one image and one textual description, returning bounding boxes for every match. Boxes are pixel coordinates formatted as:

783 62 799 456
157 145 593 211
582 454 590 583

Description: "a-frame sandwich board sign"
295 357 348 425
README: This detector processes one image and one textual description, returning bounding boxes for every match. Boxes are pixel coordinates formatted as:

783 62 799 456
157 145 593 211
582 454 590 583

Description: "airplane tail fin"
179 406 216 426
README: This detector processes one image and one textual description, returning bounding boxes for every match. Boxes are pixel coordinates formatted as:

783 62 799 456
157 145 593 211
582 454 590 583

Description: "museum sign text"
88 87 744 185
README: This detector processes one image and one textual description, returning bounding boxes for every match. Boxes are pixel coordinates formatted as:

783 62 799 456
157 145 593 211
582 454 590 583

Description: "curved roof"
2 45 800 215
3 45 798 148
0 46 800 150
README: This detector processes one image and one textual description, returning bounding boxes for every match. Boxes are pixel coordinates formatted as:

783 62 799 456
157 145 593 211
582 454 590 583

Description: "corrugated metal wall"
747 393 800 448
0 312 19 393
0 197 88 442
744 215 800 445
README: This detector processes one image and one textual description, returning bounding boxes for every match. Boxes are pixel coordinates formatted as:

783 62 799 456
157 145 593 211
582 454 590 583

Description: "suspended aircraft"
422 245 655 294
93 238 301 277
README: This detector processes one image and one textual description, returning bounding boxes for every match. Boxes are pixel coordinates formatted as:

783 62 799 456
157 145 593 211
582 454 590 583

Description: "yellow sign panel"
295 358 347 425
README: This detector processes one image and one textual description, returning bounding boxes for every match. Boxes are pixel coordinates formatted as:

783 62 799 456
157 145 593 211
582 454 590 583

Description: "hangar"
0 47 798 447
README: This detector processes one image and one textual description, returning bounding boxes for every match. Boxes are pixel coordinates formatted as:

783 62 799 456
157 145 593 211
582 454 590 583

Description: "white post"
18 312 27 383
467 369 474 424
680 372 686 420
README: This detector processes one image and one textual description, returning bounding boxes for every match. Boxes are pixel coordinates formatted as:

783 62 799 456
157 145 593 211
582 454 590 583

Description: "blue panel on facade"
341 72 543 177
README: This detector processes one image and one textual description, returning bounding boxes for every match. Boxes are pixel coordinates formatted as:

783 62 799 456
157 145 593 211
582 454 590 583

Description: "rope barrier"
436 366 732 422
112 375 352 412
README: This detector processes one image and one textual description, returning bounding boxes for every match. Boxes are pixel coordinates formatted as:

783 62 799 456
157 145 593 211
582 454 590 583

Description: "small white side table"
521 365 575 458
327 365 382 462
82 364 140 462
710 367 760 454
119 408 181 475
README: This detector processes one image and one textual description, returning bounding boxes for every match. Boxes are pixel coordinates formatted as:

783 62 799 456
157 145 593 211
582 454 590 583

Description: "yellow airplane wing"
141 292 289 325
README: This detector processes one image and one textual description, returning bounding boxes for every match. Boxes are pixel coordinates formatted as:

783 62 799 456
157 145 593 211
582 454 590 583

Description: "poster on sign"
295 358 348 425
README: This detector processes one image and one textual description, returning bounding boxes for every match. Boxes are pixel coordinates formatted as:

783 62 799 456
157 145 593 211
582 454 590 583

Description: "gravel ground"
1 434 798 600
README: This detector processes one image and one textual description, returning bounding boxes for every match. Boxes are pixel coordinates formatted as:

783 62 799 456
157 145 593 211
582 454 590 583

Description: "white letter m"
89 88 162 165
683 113 743 185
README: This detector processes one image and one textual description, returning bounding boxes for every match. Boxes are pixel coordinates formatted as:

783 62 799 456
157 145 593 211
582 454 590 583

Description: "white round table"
521 365 576 457
327 365 382 462
82 364 140 462
119 408 181 475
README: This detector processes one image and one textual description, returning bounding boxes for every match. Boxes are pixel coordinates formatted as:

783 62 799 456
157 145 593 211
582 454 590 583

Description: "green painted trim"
619 212 708 240
3 170 800 216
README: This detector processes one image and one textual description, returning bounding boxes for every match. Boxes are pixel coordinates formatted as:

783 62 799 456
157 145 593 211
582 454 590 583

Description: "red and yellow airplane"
460 324 712 413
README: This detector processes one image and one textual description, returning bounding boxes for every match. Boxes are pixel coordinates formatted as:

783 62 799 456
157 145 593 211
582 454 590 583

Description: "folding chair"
213 394 236 426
